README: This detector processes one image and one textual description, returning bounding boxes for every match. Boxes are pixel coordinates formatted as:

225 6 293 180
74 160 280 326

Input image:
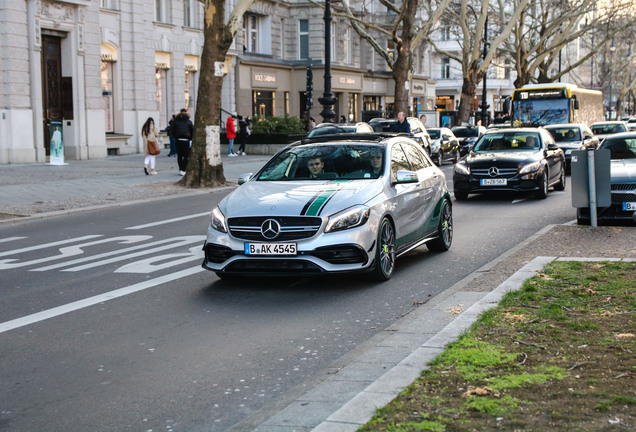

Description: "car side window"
390 144 411 180
401 141 430 170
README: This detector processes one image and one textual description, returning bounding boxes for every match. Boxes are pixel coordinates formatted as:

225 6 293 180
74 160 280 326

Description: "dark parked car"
453 128 566 200
543 123 599 171
577 132 636 225
368 117 432 154
451 125 486 156
428 127 460 165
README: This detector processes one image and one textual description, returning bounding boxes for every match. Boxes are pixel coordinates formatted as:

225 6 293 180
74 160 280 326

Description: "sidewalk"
0 153 270 219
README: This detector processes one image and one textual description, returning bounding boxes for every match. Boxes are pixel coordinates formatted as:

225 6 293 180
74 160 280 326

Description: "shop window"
299 19 309 60
348 93 358 122
363 95 380 111
156 69 169 129
253 90 275 118
185 70 197 118
284 91 290 116
101 61 115 133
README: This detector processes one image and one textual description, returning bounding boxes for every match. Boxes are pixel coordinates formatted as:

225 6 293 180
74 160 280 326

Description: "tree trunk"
457 70 478 124
392 48 411 115
178 0 229 188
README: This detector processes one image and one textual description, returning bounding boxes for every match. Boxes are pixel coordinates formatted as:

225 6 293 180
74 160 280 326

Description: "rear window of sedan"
591 124 627 135
473 132 541 152
256 144 386 180
545 127 581 142
451 127 479 138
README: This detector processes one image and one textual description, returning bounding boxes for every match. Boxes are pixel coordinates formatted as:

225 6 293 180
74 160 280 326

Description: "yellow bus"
511 83 604 127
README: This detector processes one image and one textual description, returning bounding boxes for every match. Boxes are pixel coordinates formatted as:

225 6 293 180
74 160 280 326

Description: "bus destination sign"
518 89 566 100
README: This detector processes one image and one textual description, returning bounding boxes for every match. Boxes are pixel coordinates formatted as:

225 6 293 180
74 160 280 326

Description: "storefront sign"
155 52 171 70
252 70 277 88
412 80 427 96
333 74 361 90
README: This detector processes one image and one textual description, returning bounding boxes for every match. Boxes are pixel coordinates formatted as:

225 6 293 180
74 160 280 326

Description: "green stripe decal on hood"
302 180 351 216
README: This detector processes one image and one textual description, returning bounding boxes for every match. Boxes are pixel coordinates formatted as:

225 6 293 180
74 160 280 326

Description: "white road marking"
0 237 27 244
0 235 102 258
115 246 204 273
0 236 152 270
126 212 210 230
32 236 204 272
512 198 527 204
0 266 206 334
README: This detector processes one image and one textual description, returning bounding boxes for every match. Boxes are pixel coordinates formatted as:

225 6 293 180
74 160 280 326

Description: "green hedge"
221 116 308 144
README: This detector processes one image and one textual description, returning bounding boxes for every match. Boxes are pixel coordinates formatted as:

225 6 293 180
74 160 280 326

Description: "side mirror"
574 99 580 109
238 173 253 185
394 170 418 184
547 143 559 151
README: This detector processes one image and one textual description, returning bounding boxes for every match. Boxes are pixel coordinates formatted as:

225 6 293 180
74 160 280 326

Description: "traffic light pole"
480 16 489 127
306 65 313 129
318 0 337 123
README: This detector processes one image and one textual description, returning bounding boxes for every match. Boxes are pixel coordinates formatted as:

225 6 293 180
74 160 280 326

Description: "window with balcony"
441 57 450 79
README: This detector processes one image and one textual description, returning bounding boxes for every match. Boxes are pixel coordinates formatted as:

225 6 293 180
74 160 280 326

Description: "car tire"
554 167 566 191
535 169 549 199
427 199 453 252
452 148 459 163
436 150 443 166
370 217 396 281
454 190 468 201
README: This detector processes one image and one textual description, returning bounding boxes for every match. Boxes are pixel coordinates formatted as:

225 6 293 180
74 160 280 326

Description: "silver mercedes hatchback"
202 134 453 281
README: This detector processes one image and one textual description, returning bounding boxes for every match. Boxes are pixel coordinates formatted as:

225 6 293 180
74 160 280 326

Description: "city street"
0 165 576 432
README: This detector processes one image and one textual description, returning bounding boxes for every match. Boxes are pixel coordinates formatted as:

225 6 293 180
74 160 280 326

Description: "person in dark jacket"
172 108 194 175
391 112 411 133
166 115 177 156
237 115 251 155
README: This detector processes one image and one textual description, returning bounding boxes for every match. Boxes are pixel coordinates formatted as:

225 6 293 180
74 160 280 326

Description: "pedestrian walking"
308 117 316 131
227 114 237 156
141 117 161 175
237 115 251 155
172 108 194 176
166 115 177 156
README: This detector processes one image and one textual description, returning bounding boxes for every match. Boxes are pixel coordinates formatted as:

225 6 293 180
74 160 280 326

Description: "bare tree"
180 0 257 188
428 0 529 123
499 0 633 88
336 0 452 115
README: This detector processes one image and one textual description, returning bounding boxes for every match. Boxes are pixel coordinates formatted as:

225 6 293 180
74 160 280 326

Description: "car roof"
543 123 586 128
483 127 543 134
298 132 415 147
599 131 636 139
591 121 627 125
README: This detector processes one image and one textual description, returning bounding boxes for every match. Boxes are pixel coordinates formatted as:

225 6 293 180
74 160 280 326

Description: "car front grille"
471 167 518 178
611 183 636 204
227 216 322 241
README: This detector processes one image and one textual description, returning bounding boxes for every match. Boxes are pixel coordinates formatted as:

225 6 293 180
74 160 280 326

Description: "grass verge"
359 261 636 431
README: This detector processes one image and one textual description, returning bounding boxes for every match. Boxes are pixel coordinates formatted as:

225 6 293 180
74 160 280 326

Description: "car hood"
465 151 539 166
557 141 584 149
219 180 383 217
611 159 636 182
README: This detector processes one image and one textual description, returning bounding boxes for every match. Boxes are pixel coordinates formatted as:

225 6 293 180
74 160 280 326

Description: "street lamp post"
608 39 616 120
318 0 337 123
480 16 489 127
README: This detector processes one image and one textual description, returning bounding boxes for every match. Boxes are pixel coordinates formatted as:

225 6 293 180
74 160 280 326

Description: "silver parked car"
203 134 453 281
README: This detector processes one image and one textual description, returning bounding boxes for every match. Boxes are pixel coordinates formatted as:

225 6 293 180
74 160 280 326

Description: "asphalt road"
0 165 576 432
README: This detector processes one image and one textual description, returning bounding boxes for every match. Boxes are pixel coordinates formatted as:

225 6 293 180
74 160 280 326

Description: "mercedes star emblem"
488 167 499 177
261 219 281 240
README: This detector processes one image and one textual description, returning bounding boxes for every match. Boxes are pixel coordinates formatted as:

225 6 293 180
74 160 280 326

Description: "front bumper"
202 223 377 276
453 170 544 195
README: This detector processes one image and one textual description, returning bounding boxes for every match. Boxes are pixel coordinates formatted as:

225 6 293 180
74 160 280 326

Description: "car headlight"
210 207 227 233
431 141 441 151
454 162 470 175
325 205 370 233
519 161 542 175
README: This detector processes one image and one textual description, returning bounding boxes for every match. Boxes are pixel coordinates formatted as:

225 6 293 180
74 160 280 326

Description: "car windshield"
599 138 636 160
451 127 479 138
545 127 581 142
428 129 441 139
591 124 627 135
256 144 385 181
307 125 356 137
473 132 541 152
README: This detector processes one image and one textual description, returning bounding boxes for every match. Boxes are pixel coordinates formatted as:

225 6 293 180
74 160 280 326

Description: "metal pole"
480 16 488 126
318 0 337 123
587 150 597 227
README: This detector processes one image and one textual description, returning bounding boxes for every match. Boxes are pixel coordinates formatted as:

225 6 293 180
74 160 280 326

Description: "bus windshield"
512 98 570 126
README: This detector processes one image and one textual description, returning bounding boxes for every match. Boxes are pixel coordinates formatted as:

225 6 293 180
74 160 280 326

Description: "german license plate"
480 178 507 186
244 243 297 255
622 202 636 211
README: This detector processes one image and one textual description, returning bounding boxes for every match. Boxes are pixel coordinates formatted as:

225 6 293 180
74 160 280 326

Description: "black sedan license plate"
622 202 636 211
244 242 297 256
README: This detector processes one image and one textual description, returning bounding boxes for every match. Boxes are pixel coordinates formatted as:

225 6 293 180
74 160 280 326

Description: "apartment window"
183 0 200 27
156 0 171 23
344 28 352 64
185 70 197 117
280 18 286 60
441 57 450 79
284 91 290 115
156 69 169 129
244 15 258 53
100 0 119 10
331 22 337 61
299 19 309 60
101 60 115 133
440 21 451 41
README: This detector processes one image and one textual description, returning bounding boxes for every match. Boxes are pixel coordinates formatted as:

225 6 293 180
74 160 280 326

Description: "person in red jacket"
226 114 237 156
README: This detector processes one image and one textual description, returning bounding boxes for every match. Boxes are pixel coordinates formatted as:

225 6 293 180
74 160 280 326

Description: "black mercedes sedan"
453 128 566 200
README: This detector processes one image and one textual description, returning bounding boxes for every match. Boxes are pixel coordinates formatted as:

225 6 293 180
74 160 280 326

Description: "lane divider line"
0 266 205 334
126 212 210 230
